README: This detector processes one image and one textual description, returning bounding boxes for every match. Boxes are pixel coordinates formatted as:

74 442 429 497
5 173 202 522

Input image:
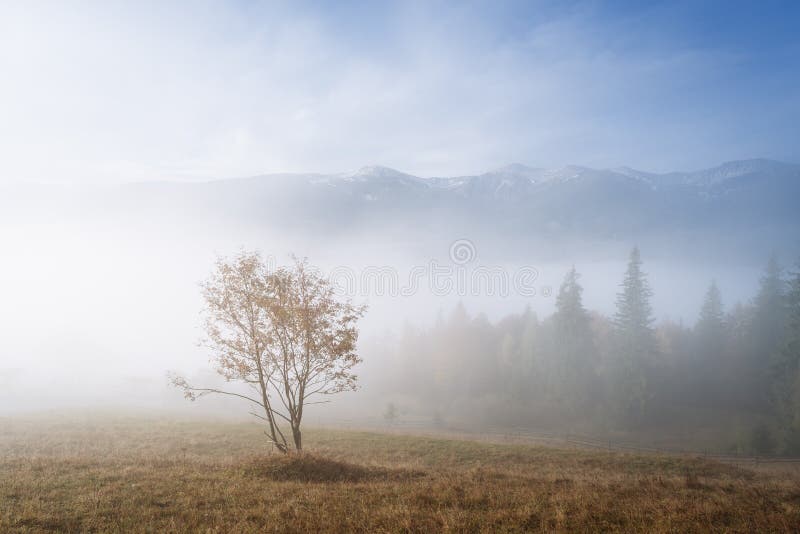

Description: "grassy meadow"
2 415 800 533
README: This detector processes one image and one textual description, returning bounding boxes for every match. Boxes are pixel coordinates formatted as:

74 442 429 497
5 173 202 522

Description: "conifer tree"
553 266 594 409
695 281 726 364
773 262 800 452
697 281 725 343
691 280 727 405
613 247 655 422
750 255 787 408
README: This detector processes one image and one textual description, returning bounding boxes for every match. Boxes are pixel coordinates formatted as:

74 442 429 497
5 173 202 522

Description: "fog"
0 189 768 420
4 4 800 531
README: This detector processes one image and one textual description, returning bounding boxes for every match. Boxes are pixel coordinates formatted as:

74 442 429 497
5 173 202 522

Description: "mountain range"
3 158 798 261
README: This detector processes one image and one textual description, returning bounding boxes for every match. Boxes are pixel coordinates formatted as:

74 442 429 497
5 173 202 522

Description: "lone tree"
171 252 365 453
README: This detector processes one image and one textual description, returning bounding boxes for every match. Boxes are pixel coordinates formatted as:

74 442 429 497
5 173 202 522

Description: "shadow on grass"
241 453 427 483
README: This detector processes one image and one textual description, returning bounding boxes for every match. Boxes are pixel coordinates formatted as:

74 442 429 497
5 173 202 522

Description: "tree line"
376 248 800 455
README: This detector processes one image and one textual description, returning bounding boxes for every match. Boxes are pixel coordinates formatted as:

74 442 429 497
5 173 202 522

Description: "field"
2 415 800 533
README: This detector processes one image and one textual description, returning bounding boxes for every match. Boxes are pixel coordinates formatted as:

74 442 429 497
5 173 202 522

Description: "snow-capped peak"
685 159 792 185
346 165 413 180
336 165 428 190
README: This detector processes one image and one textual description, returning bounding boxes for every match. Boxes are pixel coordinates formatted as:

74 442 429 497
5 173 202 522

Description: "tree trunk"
292 425 302 451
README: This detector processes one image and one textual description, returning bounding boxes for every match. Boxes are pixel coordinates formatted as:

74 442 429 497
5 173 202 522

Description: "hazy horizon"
6 158 800 188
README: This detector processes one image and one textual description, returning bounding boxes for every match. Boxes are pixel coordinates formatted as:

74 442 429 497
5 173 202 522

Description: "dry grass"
1 415 800 533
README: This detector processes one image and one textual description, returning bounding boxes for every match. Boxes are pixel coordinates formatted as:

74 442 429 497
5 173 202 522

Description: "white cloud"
0 1 796 184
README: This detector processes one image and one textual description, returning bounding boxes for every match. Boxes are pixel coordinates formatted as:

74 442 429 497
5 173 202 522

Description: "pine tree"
613 247 655 422
753 256 786 344
724 301 755 408
773 262 800 452
750 255 787 409
693 281 726 406
552 266 595 410
695 281 726 364
697 281 725 342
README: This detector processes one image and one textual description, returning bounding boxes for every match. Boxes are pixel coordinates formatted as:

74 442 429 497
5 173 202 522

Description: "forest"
373 248 800 455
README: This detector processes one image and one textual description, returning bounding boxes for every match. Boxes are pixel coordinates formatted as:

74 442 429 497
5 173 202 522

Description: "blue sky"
0 0 797 183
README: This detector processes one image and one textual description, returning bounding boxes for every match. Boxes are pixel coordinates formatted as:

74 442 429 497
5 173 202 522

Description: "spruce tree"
773 262 800 452
693 281 726 405
553 266 595 410
753 256 786 345
613 246 655 422
724 301 755 408
697 281 725 342
750 255 787 408
695 280 726 363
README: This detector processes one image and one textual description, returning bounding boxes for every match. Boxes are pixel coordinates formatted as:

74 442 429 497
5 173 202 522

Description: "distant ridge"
2 159 797 261
223 158 797 191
